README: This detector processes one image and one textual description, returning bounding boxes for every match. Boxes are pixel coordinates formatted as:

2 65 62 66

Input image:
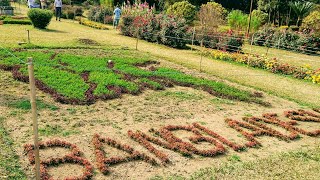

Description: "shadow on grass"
38 28 67 33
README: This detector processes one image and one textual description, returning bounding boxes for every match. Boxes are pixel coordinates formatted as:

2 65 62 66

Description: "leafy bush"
166 1 196 24
159 15 191 48
120 3 191 49
59 5 83 19
227 10 248 31
252 27 320 54
2 18 32 25
302 11 320 35
27 9 53 29
251 10 268 24
194 30 244 52
0 0 10 6
198 2 227 31
87 6 113 23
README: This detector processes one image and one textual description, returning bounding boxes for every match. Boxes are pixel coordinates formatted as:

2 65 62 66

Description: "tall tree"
289 1 315 26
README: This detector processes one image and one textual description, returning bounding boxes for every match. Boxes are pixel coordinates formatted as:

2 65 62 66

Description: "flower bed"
22 109 320 178
76 17 109 30
23 139 94 180
205 49 320 84
0 49 267 105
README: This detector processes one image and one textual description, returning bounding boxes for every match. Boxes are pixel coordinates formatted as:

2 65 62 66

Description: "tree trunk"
296 17 300 27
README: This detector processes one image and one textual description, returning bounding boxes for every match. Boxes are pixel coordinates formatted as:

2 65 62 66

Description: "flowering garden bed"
22 109 320 179
0 48 268 106
204 49 320 84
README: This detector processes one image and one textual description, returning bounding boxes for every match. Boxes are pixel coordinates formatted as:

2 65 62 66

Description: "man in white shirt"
54 0 62 21
113 6 121 29
28 0 40 8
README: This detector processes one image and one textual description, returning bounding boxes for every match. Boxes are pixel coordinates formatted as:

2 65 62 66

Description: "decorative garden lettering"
23 109 320 180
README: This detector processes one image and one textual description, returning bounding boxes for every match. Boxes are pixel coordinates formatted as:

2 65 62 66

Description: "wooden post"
27 30 30 44
250 33 255 55
27 58 40 180
200 39 203 72
191 27 195 51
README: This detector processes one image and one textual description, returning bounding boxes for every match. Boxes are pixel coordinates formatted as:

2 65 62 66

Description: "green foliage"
87 6 113 23
120 5 191 49
8 99 59 111
252 27 320 54
2 17 32 25
227 10 248 31
302 10 320 35
198 2 227 30
100 0 113 8
39 124 80 137
166 0 196 24
0 0 10 6
289 1 315 26
252 9 268 24
0 49 265 105
27 9 53 29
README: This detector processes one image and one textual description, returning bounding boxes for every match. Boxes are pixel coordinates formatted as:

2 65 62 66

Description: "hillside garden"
0 0 320 180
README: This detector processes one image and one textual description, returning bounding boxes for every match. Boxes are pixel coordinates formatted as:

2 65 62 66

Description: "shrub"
3 18 32 25
159 15 191 48
227 10 248 31
59 5 83 19
27 9 53 29
120 3 191 49
252 27 320 54
0 0 10 6
88 6 113 23
194 30 244 52
302 11 320 35
198 2 227 31
166 1 196 25
251 10 268 24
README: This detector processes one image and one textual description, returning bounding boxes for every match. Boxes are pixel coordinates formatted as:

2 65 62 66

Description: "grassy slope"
151 147 320 180
1 16 319 107
0 116 26 179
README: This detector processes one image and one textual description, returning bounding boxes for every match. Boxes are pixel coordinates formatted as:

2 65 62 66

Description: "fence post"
27 57 40 180
250 33 255 55
191 27 195 51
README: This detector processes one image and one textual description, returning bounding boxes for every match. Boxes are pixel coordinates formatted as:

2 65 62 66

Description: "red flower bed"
284 109 320 122
224 119 262 148
157 125 226 157
92 134 157 175
23 139 93 180
193 123 245 151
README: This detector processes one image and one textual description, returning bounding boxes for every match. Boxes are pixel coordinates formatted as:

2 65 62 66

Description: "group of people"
27 0 122 27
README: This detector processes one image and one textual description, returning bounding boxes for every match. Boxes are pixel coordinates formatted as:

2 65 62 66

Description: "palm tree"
289 1 314 26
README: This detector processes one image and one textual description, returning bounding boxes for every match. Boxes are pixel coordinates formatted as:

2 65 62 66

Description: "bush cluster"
194 30 244 52
120 2 191 49
206 49 320 84
27 9 53 29
87 6 113 24
252 27 320 55
166 0 196 25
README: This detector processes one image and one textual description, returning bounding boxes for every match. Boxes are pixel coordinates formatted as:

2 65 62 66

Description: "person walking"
113 6 121 29
54 0 62 21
